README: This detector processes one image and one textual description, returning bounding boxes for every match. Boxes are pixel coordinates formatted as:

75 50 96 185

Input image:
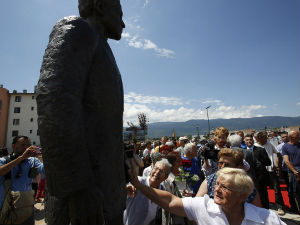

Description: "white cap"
179 136 188 141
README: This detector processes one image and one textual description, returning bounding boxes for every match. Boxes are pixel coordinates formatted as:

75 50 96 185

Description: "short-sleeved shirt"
282 142 300 168
124 176 164 225
0 156 44 209
277 142 288 171
182 195 286 225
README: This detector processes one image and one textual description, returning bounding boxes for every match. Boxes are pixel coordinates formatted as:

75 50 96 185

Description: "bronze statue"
36 0 126 224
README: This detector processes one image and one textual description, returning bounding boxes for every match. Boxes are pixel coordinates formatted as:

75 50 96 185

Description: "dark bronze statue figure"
36 0 126 224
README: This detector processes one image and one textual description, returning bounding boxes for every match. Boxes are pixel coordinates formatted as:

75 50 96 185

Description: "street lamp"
196 125 200 138
205 106 211 138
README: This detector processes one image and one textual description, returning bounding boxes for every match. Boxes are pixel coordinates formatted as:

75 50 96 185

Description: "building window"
12 130 18 137
14 107 21 113
32 96 35 100
0 100 2 110
30 118 33 122
13 119 20 125
15 96 22 102
37 130 40 136
31 107 34 111
33 141 36 145
30 130 32 134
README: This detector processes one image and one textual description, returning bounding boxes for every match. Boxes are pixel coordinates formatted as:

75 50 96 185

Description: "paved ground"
269 203 300 225
34 202 45 225
34 201 299 225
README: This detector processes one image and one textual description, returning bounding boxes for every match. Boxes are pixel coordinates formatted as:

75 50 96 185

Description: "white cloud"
211 105 267 119
125 92 183 106
125 35 174 58
121 16 175 58
143 39 157 49
241 105 267 110
123 92 267 125
255 115 264 117
296 102 300 106
202 99 223 105
128 38 143 48
121 32 131 38
143 0 150 8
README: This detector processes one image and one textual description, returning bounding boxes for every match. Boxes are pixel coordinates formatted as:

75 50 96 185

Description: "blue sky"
0 0 299 125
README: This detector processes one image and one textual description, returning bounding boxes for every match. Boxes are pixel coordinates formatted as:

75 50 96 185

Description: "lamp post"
196 125 200 139
205 106 211 138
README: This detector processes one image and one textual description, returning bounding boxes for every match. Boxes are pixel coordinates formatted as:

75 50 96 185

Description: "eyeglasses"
214 181 236 192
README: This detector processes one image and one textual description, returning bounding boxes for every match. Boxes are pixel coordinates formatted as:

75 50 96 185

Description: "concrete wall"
6 92 40 152
0 87 10 148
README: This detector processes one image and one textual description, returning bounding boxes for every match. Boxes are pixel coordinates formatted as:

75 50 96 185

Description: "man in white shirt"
124 159 172 225
254 131 285 215
176 137 188 156
269 131 282 147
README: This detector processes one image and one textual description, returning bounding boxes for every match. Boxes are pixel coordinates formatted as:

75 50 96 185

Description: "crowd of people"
124 127 300 225
0 127 299 225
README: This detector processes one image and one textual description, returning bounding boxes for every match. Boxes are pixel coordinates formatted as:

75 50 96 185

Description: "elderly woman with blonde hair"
129 166 286 225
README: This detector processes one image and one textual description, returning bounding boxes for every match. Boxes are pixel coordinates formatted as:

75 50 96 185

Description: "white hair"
217 167 254 194
166 141 174 146
150 152 162 163
227 134 242 147
154 158 172 176
182 143 196 155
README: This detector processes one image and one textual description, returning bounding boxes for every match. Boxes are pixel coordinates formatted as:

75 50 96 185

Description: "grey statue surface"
36 0 126 224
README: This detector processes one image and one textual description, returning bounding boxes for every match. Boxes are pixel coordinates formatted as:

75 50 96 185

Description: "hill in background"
146 116 300 138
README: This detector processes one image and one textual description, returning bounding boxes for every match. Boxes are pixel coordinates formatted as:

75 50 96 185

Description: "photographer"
0 136 44 225
124 143 144 179
196 148 261 207
202 127 229 177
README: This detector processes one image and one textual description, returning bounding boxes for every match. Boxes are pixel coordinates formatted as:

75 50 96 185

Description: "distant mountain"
147 116 300 138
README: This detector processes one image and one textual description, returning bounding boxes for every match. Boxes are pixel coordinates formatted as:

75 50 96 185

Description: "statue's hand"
68 187 104 225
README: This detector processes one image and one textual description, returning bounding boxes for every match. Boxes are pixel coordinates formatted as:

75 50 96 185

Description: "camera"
8 153 20 161
200 141 219 161
35 147 42 154
124 143 135 167
124 143 136 183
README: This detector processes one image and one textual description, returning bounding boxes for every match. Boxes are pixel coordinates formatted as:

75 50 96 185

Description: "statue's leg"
45 189 70 225
105 215 124 225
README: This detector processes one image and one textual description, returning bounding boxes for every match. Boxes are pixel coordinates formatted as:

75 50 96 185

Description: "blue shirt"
241 141 247 149
0 157 45 209
277 142 288 171
282 142 300 168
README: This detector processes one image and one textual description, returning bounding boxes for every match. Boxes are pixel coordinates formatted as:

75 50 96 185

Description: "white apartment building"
6 90 40 152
